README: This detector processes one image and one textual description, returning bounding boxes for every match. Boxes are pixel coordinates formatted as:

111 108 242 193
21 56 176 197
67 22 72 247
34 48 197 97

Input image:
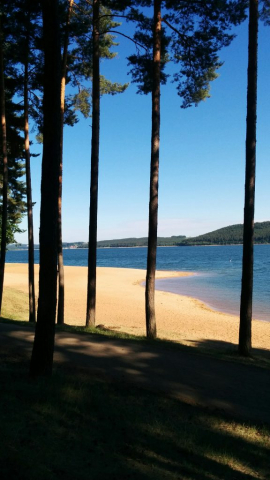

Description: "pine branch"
161 17 190 45
102 30 147 51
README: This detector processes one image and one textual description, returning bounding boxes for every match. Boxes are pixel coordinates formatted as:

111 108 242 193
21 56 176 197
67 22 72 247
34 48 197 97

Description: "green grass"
1 349 270 480
1 287 29 321
57 322 147 341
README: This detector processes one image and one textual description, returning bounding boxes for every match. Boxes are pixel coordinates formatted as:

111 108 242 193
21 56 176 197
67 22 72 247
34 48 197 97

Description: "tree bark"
29 0 61 377
57 0 73 325
0 13 8 316
145 0 161 339
86 0 100 327
24 26 36 323
239 0 258 357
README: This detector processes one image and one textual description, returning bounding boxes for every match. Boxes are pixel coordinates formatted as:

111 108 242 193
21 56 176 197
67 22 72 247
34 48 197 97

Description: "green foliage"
3 0 43 132
127 1 247 106
0 2 35 245
0 88 26 245
260 0 270 24
65 1 129 120
70 89 91 119
127 15 171 95
167 0 247 107
67 78 128 120
4 0 129 137
100 76 129 95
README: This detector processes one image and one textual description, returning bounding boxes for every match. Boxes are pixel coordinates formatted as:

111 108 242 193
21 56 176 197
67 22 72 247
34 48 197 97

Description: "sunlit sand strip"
3 263 270 351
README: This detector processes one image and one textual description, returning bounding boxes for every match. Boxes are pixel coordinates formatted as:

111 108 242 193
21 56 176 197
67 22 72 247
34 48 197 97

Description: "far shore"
7 243 270 250
2 263 270 352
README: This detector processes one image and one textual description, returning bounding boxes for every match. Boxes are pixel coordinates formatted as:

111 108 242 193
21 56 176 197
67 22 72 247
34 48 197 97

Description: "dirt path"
1 322 270 425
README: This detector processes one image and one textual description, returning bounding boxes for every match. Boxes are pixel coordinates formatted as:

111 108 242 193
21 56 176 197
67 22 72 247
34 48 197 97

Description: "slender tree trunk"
24 29 36 323
145 0 161 339
0 14 8 316
239 0 258 357
57 0 73 325
86 0 100 327
30 0 62 377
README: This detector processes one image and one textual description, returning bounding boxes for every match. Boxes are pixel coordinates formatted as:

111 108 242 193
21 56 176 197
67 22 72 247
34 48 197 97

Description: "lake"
6 244 270 322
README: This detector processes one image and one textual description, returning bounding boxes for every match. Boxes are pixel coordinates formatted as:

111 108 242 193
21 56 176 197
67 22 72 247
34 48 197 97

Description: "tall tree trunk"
0 14 8 316
86 0 100 327
29 0 61 377
145 0 161 339
239 0 258 357
57 0 73 325
24 28 36 323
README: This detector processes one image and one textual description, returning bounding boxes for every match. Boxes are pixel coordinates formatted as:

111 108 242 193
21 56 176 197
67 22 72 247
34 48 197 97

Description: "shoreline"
2 263 270 351
155 277 269 324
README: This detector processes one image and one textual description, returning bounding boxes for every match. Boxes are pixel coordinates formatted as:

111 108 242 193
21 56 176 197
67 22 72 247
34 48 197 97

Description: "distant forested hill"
180 222 270 246
96 236 186 248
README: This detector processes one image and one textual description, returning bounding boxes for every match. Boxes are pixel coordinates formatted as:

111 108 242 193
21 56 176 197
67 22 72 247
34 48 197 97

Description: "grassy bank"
1 346 270 480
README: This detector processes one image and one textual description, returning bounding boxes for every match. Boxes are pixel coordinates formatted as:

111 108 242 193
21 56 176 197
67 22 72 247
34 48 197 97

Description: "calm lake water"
6 245 270 322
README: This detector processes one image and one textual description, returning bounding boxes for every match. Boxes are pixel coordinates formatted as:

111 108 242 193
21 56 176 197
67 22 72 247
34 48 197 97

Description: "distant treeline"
96 236 186 248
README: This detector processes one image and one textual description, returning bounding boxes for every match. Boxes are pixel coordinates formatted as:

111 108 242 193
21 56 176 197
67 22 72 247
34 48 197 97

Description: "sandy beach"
2 263 269 351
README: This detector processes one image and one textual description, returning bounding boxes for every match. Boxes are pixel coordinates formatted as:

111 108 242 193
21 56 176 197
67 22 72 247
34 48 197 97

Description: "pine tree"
86 0 100 327
239 0 258 357
144 0 161 339
85 1 128 327
0 12 8 315
57 0 74 326
30 0 62 377
22 2 40 323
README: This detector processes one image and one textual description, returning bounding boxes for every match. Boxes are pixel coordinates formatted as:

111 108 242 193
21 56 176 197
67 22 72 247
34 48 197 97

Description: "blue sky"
16 15 270 244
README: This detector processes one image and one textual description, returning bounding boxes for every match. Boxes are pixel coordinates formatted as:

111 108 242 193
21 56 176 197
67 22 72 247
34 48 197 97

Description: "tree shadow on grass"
186 337 270 364
0 348 269 480
1 320 270 425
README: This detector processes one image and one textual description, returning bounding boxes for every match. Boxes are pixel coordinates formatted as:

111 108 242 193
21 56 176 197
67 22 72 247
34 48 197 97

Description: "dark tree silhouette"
86 0 100 327
57 0 74 325
24 24 36 323
0 12 8 316
30 0 62 377
145 0 161 339
18 1 40 324
239 0 258 357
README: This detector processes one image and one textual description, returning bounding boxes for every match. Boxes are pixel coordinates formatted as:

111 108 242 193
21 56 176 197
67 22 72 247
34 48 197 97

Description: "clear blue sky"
16 16 270 244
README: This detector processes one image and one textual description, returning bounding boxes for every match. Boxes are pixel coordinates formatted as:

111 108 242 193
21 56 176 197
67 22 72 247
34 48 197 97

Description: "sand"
3 263 270 351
